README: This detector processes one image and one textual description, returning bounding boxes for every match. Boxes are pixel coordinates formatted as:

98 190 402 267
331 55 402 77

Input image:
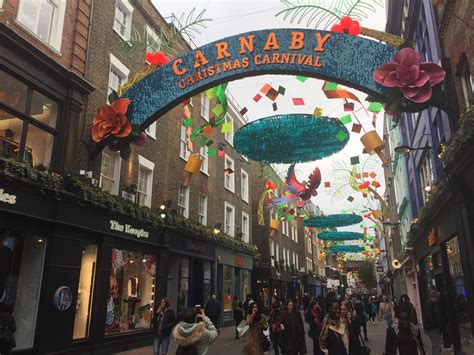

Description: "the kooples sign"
109 220 149 239
172 31 331 89
0 188 16 205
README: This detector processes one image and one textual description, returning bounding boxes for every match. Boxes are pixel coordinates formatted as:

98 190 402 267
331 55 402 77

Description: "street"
117 318 461 355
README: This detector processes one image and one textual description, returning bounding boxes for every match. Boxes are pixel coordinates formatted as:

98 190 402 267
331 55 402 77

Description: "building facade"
386 0 474 352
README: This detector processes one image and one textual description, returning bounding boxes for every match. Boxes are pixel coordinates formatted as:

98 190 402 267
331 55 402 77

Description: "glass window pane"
0 117 23 159
0 71 28 113
106 249 156 335
0 231 47 350
36 0 55 42
178 257 190 314
31 91 58 128
223 265 233 312
25 123 54 167
73 244 98 339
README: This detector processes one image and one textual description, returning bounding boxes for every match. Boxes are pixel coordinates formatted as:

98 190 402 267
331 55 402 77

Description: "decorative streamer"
304 214 363 228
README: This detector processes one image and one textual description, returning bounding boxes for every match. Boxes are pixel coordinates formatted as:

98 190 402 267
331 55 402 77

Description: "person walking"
173 307 218 355
232 296 244 339
275 299 307 355
269 295 284 355
305 299 324 355
152 298 176 355
242 301 268 355
0 302 15 355
243 294 253 313
320 299 349 355
369 299 377 324
422 290 443 355
303 293 311 311
398 294 418 325
384 306 426 355
340 300 362 355
378 296 394 329
350 295 367 341
204 295 221 331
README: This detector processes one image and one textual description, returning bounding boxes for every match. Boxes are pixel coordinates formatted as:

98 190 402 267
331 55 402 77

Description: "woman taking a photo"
242 301 268 355
276 299 307 355
320 300 349 355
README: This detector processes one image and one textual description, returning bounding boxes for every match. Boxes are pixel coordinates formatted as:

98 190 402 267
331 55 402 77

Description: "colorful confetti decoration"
292 98 305 105
339 114 352 125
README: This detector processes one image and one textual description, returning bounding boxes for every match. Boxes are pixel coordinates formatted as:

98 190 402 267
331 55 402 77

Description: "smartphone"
195 304 201 312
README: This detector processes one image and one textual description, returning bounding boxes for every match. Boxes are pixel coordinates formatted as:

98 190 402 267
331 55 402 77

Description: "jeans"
426 329 442 355
361 320 368 339
154 336 170 355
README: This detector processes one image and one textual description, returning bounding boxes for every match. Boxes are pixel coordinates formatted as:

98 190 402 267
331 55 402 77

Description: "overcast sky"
153 0 388 234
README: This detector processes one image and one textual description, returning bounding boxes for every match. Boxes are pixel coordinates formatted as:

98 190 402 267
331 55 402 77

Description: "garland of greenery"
234 114 350 163
304 213 362 228
318 231 365 241
0 158 257 254
443 106 474 167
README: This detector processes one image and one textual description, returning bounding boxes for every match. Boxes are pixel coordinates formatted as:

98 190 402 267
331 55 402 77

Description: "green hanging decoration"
234 114 349 164
327 245 364 253
318 231 365 241
304 214 362 228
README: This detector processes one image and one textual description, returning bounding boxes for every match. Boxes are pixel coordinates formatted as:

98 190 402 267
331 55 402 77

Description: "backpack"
176 345 198 355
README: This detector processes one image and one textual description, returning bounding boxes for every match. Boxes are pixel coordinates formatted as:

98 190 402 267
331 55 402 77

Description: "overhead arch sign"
92 28 446 154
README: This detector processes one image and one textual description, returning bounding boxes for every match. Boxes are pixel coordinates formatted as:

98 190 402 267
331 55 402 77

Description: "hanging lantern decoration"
372 209 382 219
182 154 203 187
271 219 282 231
360 130 389 164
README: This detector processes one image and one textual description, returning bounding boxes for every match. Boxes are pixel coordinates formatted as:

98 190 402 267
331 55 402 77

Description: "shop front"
215 246 253 324
166 231 215 317
302 273 318 297
252 266 291 310
0 173 168 355
411 190 474 354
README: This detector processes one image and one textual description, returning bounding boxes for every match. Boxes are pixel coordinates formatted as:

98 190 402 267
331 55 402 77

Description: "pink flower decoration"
331 16 361 36
145 51 170 66
374 48 445 103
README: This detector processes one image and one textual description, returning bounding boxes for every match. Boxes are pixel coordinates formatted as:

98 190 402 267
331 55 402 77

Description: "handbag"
237 320 249 337
359 334 371 355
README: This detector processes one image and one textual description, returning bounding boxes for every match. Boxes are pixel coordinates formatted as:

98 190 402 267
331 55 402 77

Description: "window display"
73 245 97 340
223 265 233 312
105 248 156 335
177 257 189 314
0 229 46 350
242 270 250 301
203 261 211 305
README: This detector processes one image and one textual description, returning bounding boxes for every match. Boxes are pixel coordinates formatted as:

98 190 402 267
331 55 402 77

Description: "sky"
153 0 388 234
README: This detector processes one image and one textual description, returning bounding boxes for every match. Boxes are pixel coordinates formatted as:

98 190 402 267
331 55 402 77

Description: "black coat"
205 299 221 319
153 308 177 338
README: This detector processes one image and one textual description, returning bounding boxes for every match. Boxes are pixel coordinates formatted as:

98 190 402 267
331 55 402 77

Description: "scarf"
319 314 349 354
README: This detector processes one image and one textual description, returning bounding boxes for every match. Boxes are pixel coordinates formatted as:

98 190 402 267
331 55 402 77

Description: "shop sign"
186 242 207 255
109 220 149 239
53 286 72 311
0 188 17 205
234 257 244 267
428 227 438 247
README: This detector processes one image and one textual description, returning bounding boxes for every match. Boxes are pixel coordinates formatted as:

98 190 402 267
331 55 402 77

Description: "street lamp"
394 144 431 155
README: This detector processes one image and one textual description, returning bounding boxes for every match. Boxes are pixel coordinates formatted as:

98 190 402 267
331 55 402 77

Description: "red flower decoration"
145 51 170 66
374 48 445 103
92 98 132 142
331 16 361 36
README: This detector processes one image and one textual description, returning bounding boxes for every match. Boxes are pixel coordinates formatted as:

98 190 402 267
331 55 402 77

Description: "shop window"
113 0 133 41
224 155 234 192
177 257 189 314
200 93 209 121
179 125 190 160
223 265 233 312
0 70 58 168
199 145 208 174
105 248 156 335
0 230 47 350
100 148 121 195
242 270 250 301
73 245 97 340
203 261 211 306
178 185 189 218
446 236 472 350
241 211 249 243
224 114 233 145
137 155 154 207
198 194 207 225
241 169 249 203
224 202 235 237
17 0 66 51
